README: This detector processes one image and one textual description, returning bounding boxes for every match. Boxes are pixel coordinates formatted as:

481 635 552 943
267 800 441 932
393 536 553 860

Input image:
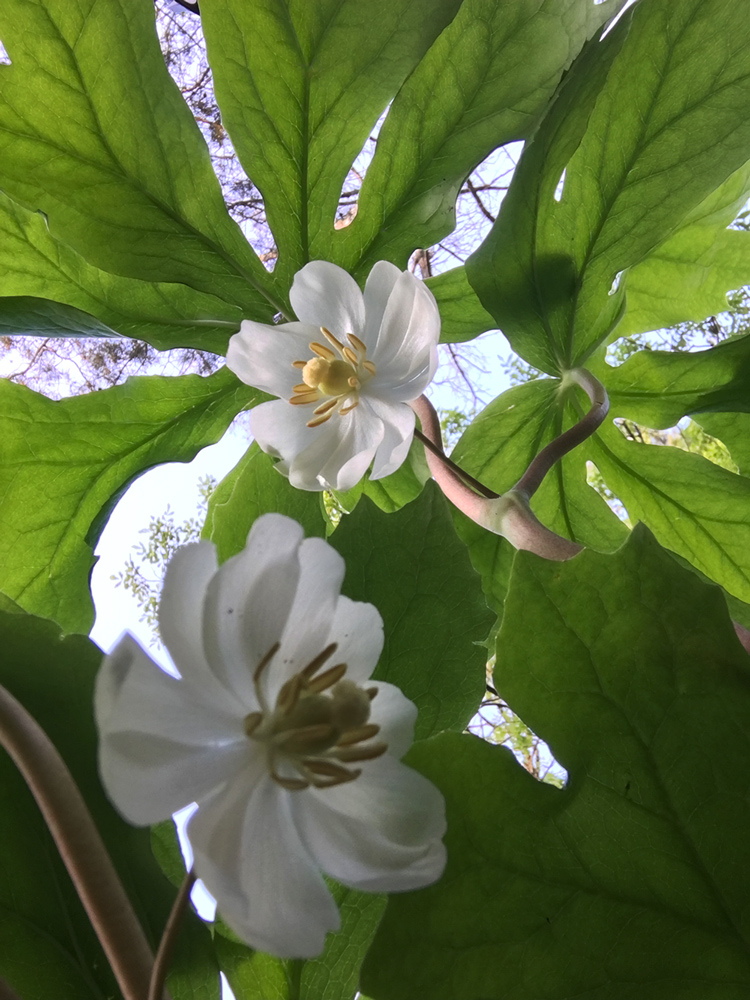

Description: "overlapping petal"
96 513 446 959
227 260 441 492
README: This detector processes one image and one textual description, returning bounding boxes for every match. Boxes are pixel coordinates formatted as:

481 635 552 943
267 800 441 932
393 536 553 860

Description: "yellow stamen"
339 400 359 415
342 346 358 366
308 662 348 693
307 411 334 428
333 742 388 763
292 382 312 394
313 397 339 416
310 341 336 360
348 333 367 355
292 359 307 369
363 360 377 376
336 723 381 746
321 326 346 352
289 390 320 405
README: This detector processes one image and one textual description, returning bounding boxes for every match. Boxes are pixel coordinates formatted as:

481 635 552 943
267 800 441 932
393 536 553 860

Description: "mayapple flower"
95 513 447 958
227 260 440 491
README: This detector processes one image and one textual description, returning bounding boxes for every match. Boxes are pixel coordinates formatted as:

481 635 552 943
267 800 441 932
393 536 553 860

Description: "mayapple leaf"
605 333 750 429
330 438 429 517
590 419 750 606
615 163 750 340
469 0 750 371
0 368 259 634
335 0 625 277
331 482 494 740
200 0 463 287
0 191 242 353
203 442 328 563
426 266 497 345
364 527 750 1000
698 412 750 478
0 0 282 319
0 609 219 999
216 883 385 1000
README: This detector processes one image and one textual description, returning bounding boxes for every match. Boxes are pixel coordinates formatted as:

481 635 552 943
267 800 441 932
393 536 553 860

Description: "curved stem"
0 977 23 1000
149 870 197 1000
0 684 156 1000
413 427 498 498
514 368 609 500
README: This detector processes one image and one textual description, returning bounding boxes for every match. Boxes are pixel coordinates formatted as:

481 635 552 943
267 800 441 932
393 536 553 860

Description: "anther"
308 662 348 693
304 760 361 787
313 398 339 416
254 643 280 685
348 333 367 355
339 400 359 415
292 383 312 394
301 643 338 680
309 341 336 360
342 346 358 366
307 411 334 428
272 770 310 791
273 723 336 753
292 359 307 369
289 391 320 405
276 673 304 714
363 360 376 376
321 326 346 352
244 711 263 737
333 742 388 763
366 686 378 700
336 723 380 746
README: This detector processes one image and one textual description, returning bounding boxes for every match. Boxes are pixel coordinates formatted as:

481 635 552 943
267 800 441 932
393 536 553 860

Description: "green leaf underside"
452 379 629 551
469 0 750 372
605 334 750 429
333 0 625 277
217 884 386 1000
0 0 281 318
0 192 242 353
201 0 464 289
203 442 328 562
590 421 750 605
0 610 219 999
698 411 750 477
0 368 259 634
364 527 750 1000
426 266 497 344
331 437 429 516
330 483 494 740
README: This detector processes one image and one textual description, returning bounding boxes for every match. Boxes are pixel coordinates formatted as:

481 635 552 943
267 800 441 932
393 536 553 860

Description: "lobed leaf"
0 0 280 318
334 0 625 276
469 0 750 371
0 368 258 634
364 527 750 1000
200 0 463 288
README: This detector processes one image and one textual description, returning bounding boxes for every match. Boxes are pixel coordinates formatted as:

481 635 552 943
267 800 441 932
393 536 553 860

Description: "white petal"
202 514 305 705
361 260 402 345
326 595 384 684
251 399 384 492
189 771 340 958
293 755 447 892
368 271 440 398
96 635 249 824
366 681 417 759
158 543 221 684
290 261 365 338
367 399 415 481
227 320 317 396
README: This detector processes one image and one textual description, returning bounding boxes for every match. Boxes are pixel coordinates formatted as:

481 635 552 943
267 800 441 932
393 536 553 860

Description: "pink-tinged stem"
410 394 582 561
0 683 157 1000
514 368 609 500
148 869 197 1000
734 622 750 655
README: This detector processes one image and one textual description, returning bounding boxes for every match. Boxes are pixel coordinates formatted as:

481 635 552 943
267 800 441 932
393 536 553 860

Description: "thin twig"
513 368 609 500
148 870 198 1000
0 684 155 1000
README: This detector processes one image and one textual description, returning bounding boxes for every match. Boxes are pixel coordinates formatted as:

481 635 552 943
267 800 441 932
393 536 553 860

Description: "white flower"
95 513 446 958
226 260 440 491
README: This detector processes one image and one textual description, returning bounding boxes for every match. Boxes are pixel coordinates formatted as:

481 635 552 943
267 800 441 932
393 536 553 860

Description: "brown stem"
0 684 155 1000
513 368 609 500
414 427 498 498
148 870 197 1000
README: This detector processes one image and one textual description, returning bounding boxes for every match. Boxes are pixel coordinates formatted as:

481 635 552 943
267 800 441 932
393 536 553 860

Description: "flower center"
243 642 387 791
289 327 377 429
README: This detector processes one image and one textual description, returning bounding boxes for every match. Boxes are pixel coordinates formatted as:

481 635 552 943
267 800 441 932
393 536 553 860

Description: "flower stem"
148 869 197 1000
412 397 498 499
0 683 156 1000
513 368 609 500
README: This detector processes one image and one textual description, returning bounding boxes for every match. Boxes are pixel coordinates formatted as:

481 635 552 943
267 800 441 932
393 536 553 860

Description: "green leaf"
0 610 219 999
364 527 750 1000
452 379 629 551
330 438 429 516
616 164 750 339
469 0 750 371
605 334 750 428
203 442 328 562
0 368 259 634
200 0 463 286
217 884 385 1000
590 419 750 605
426 266 497 345
334 0 625 276
330 482 493 739
698 411 750 477
0 192 242 353
0 0 281 318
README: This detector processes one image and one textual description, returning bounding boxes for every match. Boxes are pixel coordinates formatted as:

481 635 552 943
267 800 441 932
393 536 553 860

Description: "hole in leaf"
553 167 566 202
0 39 10 65
613 417 738 473
586 460 631 524
608 269 624 295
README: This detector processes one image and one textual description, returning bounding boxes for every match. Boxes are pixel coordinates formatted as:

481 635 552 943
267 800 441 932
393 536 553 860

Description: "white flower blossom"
95 514 446 958
226 260 440 491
